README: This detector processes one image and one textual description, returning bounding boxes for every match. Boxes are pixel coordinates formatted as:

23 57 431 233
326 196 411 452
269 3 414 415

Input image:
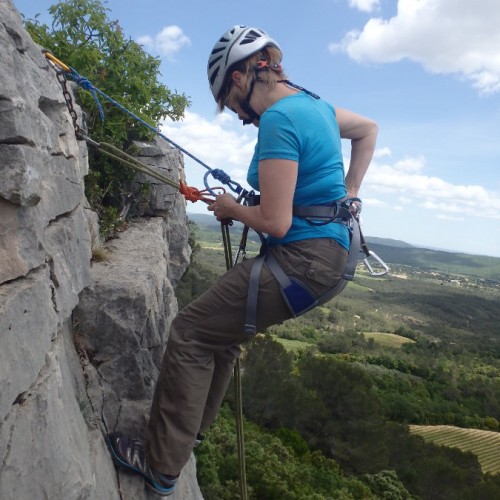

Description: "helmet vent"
209 67 219 86
240 29 263 45
208 54 223 70
211 47 225 56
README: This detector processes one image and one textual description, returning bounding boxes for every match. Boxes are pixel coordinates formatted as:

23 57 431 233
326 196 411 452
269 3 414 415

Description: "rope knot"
179 182 215 203
67 68 105 121
73 75 94 91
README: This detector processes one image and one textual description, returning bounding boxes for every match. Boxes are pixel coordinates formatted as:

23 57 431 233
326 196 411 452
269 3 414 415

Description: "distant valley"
187 212 500 282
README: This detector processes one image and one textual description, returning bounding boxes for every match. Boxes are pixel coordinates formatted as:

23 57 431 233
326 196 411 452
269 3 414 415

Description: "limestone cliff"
0 1 201 498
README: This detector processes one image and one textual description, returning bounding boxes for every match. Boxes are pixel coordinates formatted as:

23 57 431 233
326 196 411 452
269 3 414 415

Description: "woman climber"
106 25 378 496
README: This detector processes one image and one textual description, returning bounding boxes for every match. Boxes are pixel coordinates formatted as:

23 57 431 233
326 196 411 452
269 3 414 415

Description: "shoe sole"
105 434 175 497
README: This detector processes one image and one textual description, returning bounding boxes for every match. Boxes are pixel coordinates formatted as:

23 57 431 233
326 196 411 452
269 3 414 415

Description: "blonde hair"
217 46 287 112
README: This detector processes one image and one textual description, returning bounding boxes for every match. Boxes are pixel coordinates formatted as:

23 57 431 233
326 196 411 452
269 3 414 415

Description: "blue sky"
14 0 500 257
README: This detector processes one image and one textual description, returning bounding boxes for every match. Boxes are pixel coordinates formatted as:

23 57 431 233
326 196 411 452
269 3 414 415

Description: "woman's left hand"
208 193 238 221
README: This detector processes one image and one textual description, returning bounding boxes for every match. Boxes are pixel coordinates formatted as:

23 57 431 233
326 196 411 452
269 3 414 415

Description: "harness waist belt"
293 203 351 221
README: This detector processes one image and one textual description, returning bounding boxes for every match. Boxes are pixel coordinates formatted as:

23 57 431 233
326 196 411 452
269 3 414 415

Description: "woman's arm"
208 158 298 238
210 108 377 232
336 108 378 199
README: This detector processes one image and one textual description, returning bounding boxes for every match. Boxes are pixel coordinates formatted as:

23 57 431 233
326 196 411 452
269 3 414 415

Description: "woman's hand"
207 193 238 221
207 159 297 238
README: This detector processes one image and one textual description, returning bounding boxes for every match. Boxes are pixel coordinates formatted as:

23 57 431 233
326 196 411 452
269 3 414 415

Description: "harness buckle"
363 251 390 276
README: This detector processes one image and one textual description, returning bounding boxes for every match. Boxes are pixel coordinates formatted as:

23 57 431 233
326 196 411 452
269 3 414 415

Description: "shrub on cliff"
24 0 190 238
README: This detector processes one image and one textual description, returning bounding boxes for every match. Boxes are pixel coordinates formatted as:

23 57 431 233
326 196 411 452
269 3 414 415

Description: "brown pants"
145 238 348 475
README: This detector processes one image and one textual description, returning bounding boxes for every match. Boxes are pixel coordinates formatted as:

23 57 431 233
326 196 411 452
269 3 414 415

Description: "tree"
196 404 378 500
361 470 413 500
24 0 189 238
239 335 296 427
296 354 390 473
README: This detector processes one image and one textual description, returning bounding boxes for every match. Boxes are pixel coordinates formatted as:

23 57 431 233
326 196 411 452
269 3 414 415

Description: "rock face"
0 1 200 498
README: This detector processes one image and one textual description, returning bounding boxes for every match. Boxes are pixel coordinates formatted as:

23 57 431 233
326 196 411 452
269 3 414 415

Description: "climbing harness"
43 50 388 500
242 197 386 335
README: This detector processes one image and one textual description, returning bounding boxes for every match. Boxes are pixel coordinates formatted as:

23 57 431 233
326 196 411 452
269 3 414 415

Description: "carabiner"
42 50 70 72
363 251 390 276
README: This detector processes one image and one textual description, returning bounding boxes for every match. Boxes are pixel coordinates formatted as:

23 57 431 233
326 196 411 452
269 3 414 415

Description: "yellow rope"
97 142 180 189
220 222 249 500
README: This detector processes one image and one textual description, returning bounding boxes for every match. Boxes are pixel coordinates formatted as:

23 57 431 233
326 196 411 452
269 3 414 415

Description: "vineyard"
409 425 500 475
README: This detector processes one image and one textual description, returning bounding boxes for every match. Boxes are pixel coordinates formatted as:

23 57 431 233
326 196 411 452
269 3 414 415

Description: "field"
409 425 500 475
363 332 415 348
274 337 315 352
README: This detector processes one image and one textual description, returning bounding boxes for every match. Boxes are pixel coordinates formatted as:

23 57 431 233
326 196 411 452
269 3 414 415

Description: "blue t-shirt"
247 92 349 250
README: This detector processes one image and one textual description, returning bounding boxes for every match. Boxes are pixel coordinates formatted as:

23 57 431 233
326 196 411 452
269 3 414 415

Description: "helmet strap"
240 76 260 125
239 56 279 124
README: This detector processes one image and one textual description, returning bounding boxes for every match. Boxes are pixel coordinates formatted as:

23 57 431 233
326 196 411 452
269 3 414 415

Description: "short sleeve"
257 110 300 162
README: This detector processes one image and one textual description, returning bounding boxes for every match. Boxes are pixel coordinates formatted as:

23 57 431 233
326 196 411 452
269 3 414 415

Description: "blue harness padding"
243 200 361 335
266 252 319 313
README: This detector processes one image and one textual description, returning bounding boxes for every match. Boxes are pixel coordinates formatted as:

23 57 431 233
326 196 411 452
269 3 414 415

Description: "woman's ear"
232 70 243 87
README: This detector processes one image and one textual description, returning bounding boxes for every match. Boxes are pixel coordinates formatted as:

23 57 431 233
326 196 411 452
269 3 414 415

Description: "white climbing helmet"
207 25 282 101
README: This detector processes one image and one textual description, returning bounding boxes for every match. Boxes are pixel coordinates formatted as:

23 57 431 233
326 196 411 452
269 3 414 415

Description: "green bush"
24 0 189 239
195 405 377 500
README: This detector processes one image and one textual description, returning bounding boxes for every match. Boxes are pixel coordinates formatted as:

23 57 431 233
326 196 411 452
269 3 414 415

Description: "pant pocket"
273 239 348 297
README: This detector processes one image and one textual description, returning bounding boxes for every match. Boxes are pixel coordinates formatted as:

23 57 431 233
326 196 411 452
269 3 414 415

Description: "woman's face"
224 76 259 127
227 101 259 127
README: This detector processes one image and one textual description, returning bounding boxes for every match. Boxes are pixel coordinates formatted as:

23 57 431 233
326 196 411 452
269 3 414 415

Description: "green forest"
180 217 500 500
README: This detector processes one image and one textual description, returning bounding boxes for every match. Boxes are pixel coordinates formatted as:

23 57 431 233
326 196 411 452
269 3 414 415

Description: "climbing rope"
43 50 248 199
96 141 225 204
219 220 249 500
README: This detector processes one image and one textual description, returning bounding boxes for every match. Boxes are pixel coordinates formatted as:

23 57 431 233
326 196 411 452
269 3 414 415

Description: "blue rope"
67 67 245 196
68 71 105 121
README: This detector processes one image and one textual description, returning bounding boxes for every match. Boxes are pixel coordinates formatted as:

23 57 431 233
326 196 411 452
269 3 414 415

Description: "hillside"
182 211 500 499
367 242 500 281
187 212 500 281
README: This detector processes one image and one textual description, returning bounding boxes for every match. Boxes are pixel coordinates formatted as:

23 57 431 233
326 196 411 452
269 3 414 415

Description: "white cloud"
374 146 391 158
364 159 500 220
160 111 257 189
393 156 425 173
437 214 465 221
137 25 190 59
397 196 413 206
348 0 380 13
363 198 388 207
137 35 153 48
332 0 500 94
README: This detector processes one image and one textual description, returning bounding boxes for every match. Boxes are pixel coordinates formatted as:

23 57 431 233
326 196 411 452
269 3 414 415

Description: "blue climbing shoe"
106 432 178 496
